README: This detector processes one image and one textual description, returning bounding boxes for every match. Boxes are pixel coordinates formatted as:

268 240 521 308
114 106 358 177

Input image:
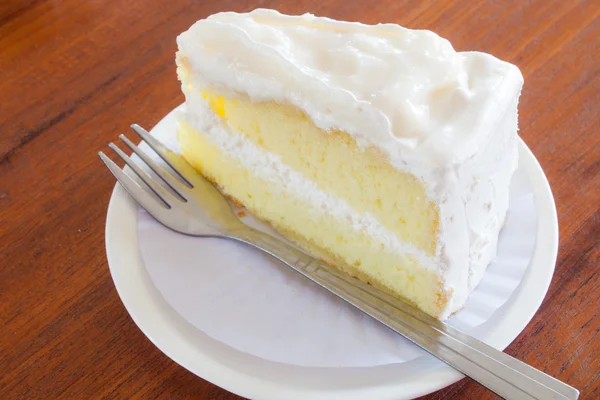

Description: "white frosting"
176 9 523 317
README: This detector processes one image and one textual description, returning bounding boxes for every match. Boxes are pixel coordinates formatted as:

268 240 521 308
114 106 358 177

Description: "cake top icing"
177 8 523 179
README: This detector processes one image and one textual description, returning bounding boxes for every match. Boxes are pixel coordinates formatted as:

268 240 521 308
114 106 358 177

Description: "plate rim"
104 107 558 399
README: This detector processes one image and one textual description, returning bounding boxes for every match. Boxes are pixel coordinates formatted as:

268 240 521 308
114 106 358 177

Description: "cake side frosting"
176 9 524 317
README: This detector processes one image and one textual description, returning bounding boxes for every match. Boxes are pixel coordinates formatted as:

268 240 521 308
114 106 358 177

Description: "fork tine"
108 143 177 208
129 124 194 188
99 152 172 224
118 134 188 202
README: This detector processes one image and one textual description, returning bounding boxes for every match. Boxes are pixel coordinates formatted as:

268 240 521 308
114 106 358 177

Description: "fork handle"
231 227 579 400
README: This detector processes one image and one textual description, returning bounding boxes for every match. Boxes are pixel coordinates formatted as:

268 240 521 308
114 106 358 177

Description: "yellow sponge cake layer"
201 90 439 257
177 119 450 317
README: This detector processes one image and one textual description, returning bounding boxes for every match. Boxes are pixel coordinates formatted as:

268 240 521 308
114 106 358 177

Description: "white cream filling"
181 99 437 273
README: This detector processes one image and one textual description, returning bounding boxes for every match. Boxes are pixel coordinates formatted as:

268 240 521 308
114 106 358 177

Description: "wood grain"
1 0 598 398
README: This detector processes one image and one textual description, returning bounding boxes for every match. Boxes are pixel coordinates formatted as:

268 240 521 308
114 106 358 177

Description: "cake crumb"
237 210 247 217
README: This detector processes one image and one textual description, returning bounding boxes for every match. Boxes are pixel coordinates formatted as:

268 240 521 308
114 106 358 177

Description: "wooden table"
1 0 598 398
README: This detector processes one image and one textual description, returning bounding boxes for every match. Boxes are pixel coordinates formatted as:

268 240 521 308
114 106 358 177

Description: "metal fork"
99 124 579 400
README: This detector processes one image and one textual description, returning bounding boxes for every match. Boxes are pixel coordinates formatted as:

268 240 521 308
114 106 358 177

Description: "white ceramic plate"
104 108 558 399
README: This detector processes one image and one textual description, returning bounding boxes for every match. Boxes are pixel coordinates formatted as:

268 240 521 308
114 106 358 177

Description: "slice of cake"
174 9 523 319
